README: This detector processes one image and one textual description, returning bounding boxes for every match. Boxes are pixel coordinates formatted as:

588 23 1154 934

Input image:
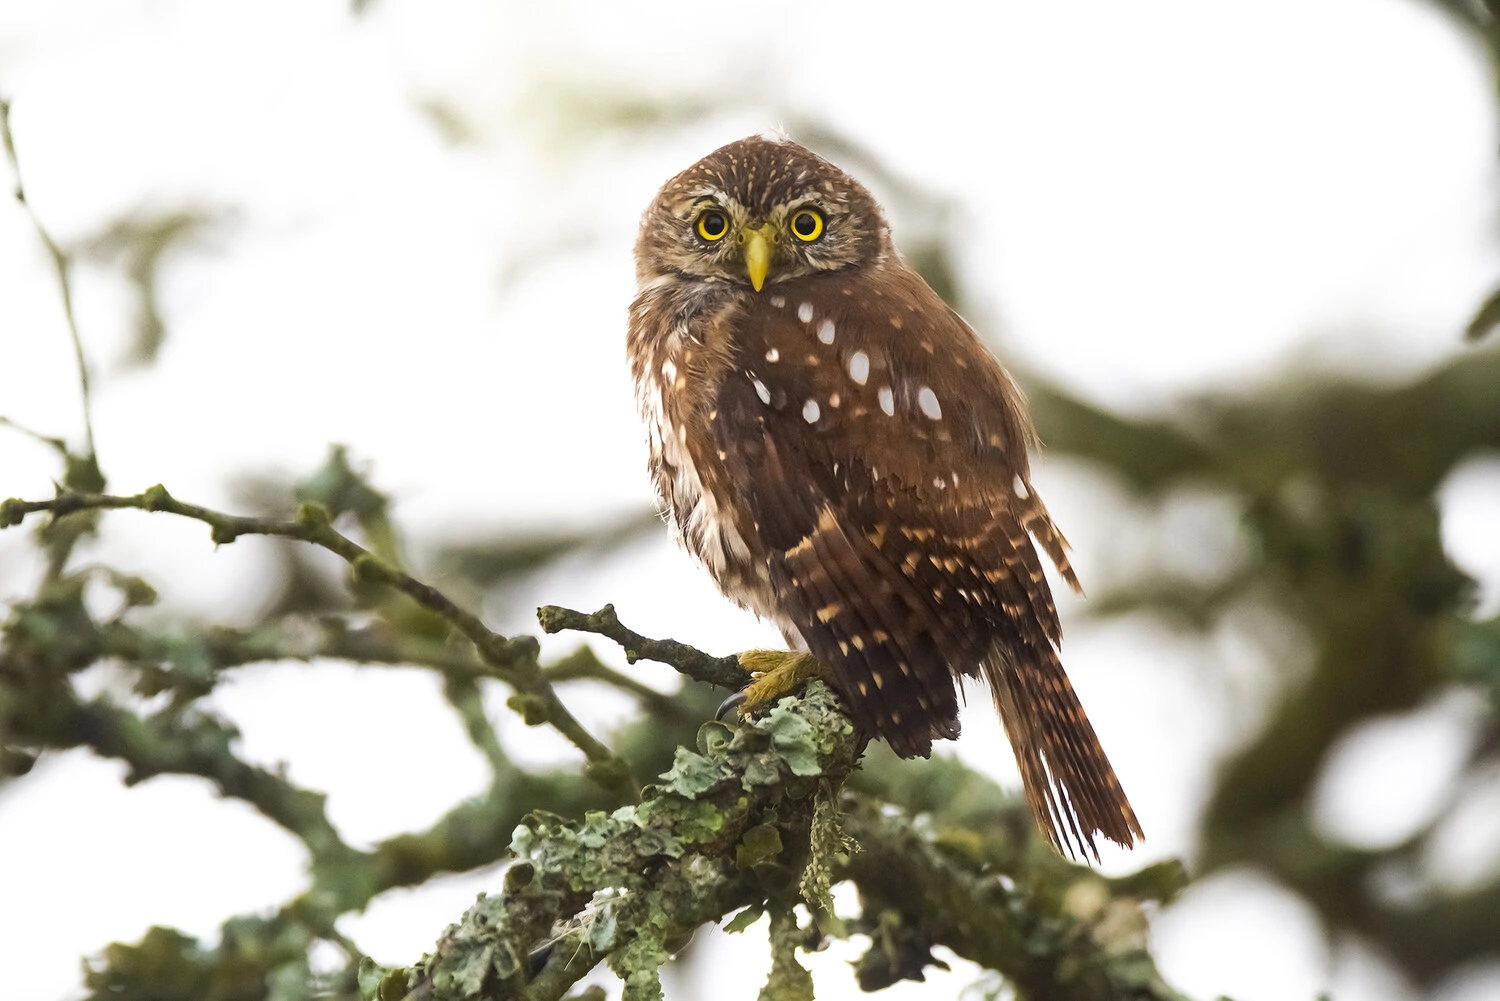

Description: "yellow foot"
719 650 828 719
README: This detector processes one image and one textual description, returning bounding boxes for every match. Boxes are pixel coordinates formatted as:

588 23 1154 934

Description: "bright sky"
2 1 1499 1000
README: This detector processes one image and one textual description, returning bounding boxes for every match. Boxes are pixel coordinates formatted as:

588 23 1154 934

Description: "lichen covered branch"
369 680 1187 1001
394 682 859 1001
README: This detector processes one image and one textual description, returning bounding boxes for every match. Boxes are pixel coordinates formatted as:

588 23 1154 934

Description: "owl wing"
711 266 1073 757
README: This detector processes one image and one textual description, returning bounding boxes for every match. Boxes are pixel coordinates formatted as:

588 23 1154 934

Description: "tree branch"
371 681 1188 1001
397 681 862 1001
537 604 747 690
839 795 1189 1001
0 486 636 795
1 97 98 461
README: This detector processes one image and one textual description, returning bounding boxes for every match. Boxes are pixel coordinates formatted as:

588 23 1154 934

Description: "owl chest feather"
627 284 782 623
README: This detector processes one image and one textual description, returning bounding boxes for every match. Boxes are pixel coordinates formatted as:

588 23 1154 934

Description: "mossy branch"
384 682 859 1001
369 680 1186 1001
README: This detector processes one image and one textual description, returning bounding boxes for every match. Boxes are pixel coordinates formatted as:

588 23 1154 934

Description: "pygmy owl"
627 135 1142 859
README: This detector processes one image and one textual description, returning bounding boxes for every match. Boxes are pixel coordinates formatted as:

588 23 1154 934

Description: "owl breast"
628 283 787 633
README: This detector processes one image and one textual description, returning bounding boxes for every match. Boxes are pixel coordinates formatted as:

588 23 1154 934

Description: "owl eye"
697 209 729 241
790 208 824 242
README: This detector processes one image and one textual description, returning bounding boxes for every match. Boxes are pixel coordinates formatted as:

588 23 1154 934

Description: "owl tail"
983 647 1143 861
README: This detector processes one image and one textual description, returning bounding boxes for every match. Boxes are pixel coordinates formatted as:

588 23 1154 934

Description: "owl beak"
739 224 777 292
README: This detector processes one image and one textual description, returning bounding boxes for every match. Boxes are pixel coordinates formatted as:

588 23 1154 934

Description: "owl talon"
715 691 746 720
727 650 827 717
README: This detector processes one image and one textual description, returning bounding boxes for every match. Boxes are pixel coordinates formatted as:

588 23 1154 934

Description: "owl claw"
723 650 827 719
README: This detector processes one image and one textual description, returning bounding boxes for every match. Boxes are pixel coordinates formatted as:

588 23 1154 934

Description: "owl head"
635 135 892 292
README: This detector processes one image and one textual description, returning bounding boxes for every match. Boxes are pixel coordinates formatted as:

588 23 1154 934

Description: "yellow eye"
697 209 729 241
790 208 824 242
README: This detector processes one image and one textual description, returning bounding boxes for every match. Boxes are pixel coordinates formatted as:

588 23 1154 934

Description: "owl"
627 135 1141 859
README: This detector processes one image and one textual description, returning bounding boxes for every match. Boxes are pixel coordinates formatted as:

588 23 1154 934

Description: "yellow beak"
739 224 776 292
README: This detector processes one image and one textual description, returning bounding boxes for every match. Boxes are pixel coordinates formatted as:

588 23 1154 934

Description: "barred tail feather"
983 647 1143 860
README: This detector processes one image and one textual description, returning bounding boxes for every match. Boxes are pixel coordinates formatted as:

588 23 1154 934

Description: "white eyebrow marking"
848 351 870 385
917 386 942 420
798 302 814 323
753 377 771 405
817 319 835 344
802 399 820 423
878 386 895 416
765 348 780 362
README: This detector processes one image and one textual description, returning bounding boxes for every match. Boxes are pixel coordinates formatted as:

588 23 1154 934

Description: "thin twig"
1 98 98 461
0 486 636 794
537 603 748 689
0 415 69 454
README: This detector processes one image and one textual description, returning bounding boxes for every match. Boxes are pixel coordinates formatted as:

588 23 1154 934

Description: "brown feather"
984 648 1144 859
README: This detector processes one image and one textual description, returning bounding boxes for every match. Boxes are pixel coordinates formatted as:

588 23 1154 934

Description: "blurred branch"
0 486 637 796
74 695 351 855
543 644 690 720
1416 1 1500 340
1464 284 1500 342
1 591 648 929
1026 379 1212 492
434 510 659 593
1085 570 1258 631
1033 348 1500 497
77 207 226 367
1035 345 1500 985
84 919 351 1001
1 97 99 464
838 795 1188 1001
1423 1 1500 79
0 414 69 455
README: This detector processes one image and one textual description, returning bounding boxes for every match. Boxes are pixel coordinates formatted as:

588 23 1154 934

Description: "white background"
2 1 1500 999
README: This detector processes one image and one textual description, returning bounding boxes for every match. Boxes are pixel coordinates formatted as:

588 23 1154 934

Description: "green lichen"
356 957 413 1001
759 907 815 1001
736 822 784 869
723 904 765 934
661 746 725 797
612 944 664 1001
799 785 855 914
764 702 822 777
578 811 614 848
